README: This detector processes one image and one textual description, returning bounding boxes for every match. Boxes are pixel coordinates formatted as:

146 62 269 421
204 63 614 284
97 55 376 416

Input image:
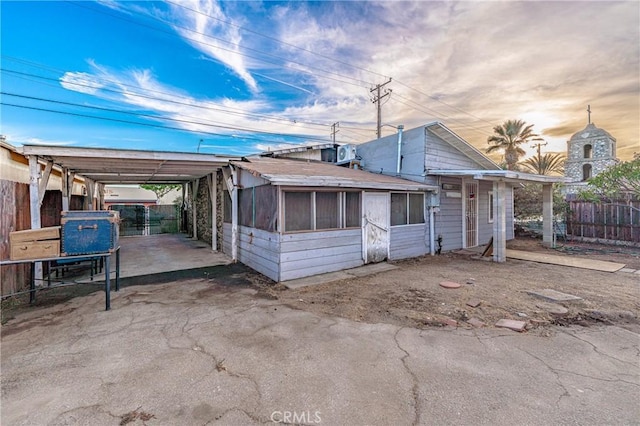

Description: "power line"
1 66 334 131
1 91 332 143
370 78 392 139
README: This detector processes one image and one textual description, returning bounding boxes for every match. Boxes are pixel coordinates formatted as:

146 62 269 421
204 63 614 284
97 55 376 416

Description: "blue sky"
1 1 638 160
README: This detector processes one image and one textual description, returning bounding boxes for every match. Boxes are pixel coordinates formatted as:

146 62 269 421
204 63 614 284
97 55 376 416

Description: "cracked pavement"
2 278 639 425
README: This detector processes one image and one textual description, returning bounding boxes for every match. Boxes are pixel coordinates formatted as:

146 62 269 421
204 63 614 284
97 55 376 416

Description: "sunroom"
221 157 437 282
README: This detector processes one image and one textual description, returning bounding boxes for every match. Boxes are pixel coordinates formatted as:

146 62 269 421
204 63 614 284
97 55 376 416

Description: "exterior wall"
564 125 618 194
355 127 426 183
280 229 363 281
389 224 429 260
424 129 484 171
222 223 280 281
434 177 464 251
477 180 494 245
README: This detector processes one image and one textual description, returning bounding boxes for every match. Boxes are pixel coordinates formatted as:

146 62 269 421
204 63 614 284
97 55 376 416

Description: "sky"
1 0 638 162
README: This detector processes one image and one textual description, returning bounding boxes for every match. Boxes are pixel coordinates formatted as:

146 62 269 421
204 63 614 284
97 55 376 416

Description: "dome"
569 123 613 141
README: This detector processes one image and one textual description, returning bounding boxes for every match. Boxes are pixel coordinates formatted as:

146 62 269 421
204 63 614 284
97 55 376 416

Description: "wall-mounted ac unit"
336 144 356 164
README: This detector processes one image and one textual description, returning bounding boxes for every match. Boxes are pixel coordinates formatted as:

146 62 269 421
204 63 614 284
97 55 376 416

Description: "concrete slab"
619 268 637 274
536 302 569 316
3 281 638 425
283 262 398 289
527 289 583 303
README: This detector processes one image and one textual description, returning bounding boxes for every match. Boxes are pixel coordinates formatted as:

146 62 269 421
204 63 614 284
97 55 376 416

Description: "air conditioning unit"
336 144 356 164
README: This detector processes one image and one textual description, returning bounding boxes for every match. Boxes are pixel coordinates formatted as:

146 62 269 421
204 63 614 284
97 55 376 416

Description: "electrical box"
426 192 440 207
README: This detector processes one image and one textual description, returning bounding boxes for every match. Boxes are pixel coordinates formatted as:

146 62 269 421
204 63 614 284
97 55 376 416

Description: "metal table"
0 247 120 310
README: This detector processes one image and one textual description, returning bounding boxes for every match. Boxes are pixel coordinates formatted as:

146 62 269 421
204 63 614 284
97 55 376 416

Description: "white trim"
487 190 494 224
428 169 567 184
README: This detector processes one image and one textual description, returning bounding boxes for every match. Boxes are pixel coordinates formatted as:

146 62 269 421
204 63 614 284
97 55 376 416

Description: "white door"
362 192 389 264
464 181 478 248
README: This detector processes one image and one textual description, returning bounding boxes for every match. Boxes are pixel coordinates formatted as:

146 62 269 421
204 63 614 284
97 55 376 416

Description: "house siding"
222 223 280 281
389 224 429 260
424 129 485 171
435 177 464 251
279 229 363 281
355 127 426 183
477 180 493 245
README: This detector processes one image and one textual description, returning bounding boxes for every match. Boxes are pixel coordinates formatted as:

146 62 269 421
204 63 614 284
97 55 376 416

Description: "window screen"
223 190 232 223
408 193 424 224
391 193 408 226
254 185 277 232
345 192 361 228
239 188 254 227
285 192 312 231
316 192 339 230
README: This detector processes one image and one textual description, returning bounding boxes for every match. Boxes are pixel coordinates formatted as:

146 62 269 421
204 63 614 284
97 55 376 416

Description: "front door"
464 181 478 248
362 192 389 264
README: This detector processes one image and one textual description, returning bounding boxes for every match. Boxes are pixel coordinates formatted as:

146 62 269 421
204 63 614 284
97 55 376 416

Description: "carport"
20 145 240 282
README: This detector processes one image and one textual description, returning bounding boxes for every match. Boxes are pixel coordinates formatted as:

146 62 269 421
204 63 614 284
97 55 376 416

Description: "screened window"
391 192 424 226
391 193 408 226
283 191 361 233
225 185 277 232
345 192 361 228
223 190 232 223
316 192 339 230
285 192 313 231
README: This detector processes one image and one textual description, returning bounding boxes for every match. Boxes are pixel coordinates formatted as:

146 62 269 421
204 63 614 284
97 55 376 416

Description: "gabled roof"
424 122 501 170
232 157 437 191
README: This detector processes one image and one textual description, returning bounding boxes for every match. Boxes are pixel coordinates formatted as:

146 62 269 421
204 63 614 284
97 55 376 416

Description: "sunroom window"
283 191 361 232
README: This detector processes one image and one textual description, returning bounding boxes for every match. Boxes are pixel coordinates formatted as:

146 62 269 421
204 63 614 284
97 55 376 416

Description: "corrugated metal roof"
232 157 437 191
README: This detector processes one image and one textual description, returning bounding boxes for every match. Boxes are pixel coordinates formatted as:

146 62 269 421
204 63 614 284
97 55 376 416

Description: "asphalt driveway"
1 277 638 425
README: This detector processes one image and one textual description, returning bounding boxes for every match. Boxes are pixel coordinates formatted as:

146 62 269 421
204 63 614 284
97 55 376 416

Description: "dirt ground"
3 238 639 335
250 238 640 334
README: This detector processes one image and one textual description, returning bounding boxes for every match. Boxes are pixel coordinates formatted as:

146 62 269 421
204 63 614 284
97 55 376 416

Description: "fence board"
567 200 639 243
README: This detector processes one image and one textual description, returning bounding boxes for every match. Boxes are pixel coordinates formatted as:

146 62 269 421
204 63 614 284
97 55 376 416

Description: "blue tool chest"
60 210 120 256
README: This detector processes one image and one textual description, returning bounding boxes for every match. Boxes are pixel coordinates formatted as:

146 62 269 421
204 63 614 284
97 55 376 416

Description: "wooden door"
362 192 389 263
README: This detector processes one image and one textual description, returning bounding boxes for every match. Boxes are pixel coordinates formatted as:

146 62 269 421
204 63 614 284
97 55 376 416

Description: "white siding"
434 177 463 251
424 130 485 170
389 224 429 260
280 229 363 281
222 223 280 281
477 180 493 245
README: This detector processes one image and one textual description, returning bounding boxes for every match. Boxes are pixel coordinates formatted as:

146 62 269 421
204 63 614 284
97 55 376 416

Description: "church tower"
564 106 618 194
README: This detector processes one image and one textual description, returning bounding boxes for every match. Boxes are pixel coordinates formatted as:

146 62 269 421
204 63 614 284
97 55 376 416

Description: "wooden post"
207 172 218 251
27 156 43 284
192 179 199 240
492 181 506 262
230 168 238 262
542 183 554 247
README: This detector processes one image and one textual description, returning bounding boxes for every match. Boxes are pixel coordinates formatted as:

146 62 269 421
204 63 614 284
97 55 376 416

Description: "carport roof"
21 145 240 184
233 157 438 191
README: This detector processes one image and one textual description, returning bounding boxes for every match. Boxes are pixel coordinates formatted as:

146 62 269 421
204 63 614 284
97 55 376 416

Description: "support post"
38 161 53 206
542 183 554 247
492 181 507 262
191 179 199 240
28 156 43 284
207 172 218 251
84 178 95 210
61 167 70 211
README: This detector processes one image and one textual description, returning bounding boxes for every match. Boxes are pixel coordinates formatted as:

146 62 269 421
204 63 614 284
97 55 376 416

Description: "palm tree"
521 153 566 175
486 120 537 170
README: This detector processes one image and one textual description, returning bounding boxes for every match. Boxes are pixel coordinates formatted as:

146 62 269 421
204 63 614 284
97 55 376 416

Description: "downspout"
396 124 404 175
429 200 436 255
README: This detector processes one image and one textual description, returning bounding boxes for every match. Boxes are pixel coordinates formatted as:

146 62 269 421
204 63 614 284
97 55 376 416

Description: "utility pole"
531 137 547 162
370 78 392 138
331 122 339 144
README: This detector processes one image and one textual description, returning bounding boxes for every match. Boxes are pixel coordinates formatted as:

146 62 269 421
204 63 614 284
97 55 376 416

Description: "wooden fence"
1 180 84 297
566 200 640 243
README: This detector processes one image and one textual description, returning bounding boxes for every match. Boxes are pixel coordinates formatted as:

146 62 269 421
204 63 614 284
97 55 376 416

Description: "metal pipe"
396 124 404 175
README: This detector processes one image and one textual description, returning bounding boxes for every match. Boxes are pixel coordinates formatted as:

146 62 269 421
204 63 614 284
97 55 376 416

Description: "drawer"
10 240 60 260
